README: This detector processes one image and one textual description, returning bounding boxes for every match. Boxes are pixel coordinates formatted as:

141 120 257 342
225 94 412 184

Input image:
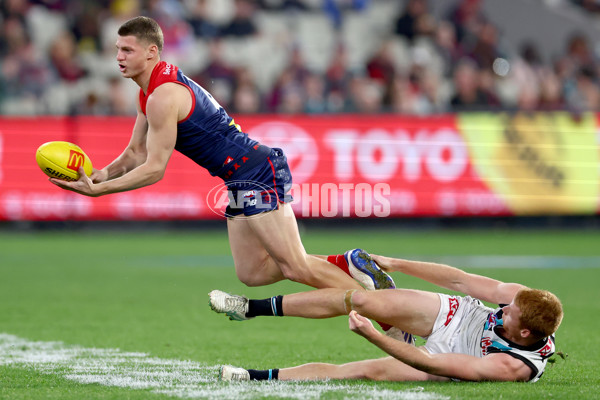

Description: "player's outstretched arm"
370 255 524 305
94 106 151 183
52 87 179 197
92 86 178 194
348 311 530 381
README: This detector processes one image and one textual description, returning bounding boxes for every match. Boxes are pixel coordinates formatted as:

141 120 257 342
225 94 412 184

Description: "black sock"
248 368 279 381
247 295 284 318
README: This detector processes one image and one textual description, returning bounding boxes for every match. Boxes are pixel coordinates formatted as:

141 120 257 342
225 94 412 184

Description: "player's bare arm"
92 105 150 183
349 311 531 382
51 83 185 196
90 83 183 195
372 255 525 305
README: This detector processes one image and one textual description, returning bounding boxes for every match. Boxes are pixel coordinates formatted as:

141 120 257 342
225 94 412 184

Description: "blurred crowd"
1 0 599 116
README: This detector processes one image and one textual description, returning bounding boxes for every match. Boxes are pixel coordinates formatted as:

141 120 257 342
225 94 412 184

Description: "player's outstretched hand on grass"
348 310 380 340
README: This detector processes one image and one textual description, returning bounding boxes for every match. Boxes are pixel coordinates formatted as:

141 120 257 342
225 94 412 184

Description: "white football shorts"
423 293 492 356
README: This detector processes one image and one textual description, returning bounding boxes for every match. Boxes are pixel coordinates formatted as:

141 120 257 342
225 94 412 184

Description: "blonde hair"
118 16 164 53
514 288 563 338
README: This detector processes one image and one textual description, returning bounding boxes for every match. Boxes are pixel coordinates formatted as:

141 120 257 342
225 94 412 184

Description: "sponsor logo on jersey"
163 63 172 75
444 297 460 326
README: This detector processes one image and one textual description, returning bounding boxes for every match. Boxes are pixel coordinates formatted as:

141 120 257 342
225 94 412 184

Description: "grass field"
1 226 599 399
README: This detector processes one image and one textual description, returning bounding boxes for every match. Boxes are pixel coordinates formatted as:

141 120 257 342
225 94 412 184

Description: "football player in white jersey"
210 249 563 383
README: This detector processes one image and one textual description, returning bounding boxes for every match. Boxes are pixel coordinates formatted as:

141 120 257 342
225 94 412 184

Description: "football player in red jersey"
49 16 370 291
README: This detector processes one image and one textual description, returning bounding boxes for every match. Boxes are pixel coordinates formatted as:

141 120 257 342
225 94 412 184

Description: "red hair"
514 288 563 338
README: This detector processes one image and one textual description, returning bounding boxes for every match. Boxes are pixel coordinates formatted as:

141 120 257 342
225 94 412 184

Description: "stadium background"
2 0 600 222
1 1 600 399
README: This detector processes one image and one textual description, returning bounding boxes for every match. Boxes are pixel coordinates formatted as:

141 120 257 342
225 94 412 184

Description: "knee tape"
343 289 357 314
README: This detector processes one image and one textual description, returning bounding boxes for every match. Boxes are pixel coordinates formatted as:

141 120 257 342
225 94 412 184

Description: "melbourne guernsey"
139 61 262 178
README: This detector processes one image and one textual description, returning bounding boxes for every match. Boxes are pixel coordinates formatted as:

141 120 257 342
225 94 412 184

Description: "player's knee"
362 364 388 381
237 274 263 287
235 260 272 287
340 361 386 381
235 269 259 286
348 290 372 313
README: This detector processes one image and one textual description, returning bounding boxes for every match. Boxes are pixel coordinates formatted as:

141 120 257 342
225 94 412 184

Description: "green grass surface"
1 227 599 399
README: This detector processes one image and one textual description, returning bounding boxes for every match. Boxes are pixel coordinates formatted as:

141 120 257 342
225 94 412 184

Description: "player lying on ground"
209 249 563 382
48 15 364 291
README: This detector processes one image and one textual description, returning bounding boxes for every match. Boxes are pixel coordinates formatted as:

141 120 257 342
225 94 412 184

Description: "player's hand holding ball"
36 141 93 181
36 141 100 196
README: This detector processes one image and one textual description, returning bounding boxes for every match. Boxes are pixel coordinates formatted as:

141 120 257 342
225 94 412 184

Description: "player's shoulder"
147 83 190 109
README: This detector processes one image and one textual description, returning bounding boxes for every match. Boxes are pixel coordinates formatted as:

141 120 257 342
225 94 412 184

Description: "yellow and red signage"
0 113 598 220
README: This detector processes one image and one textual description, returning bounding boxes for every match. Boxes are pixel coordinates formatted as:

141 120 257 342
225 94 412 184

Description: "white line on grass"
0 333 448 400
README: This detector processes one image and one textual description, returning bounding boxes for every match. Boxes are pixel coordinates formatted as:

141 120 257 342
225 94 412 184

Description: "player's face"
115 35 151 79
501 301 523 339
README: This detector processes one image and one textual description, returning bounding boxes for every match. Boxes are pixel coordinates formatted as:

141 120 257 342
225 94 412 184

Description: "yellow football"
36 141 93 181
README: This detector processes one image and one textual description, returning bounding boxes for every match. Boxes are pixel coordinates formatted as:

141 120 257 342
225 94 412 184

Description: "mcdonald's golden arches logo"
67 150 85 171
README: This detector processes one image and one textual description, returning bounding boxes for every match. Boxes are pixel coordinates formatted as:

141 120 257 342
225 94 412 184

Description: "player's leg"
279 356 447 381
227 216 285 286
220 356 447 382
209 288 347 321
211 287 440 336
346 288 440 337
226 146 385 289
278 287 439 336
230 203 363 289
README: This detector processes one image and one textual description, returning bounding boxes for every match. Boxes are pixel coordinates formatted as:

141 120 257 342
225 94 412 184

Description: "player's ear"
520 328 532 338
147 44 159 60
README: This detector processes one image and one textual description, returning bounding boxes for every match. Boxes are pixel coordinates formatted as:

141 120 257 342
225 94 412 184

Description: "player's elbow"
153 167 166 181
141 165 166 185
150 170 165 184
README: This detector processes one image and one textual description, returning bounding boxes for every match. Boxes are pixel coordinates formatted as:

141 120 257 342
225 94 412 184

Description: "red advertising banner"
1 114 598 221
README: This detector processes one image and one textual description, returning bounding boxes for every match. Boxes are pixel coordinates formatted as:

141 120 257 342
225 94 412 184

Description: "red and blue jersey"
139 61 261 178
